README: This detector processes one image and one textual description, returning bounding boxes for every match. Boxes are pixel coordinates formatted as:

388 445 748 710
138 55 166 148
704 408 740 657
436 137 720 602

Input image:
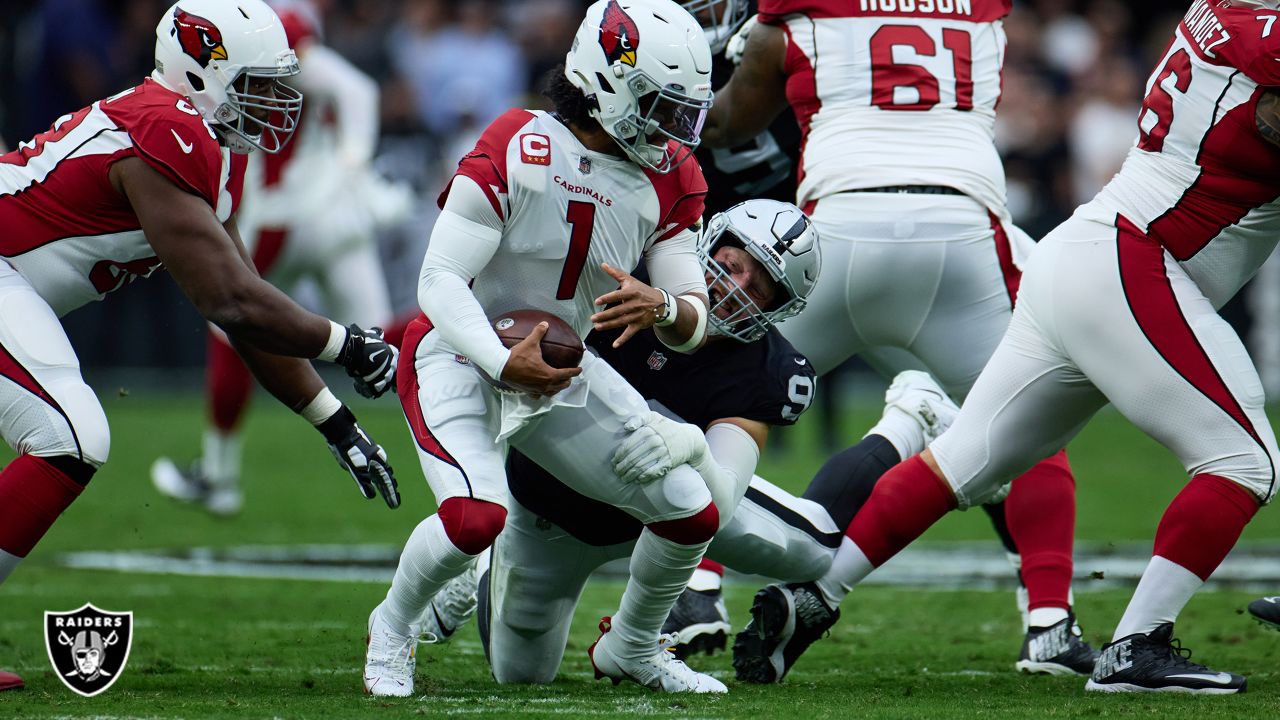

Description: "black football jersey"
507 326 816 546
697 54 801 216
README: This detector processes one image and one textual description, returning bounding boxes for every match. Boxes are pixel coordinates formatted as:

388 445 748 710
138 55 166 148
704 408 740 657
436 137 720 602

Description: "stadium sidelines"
55 542 1280 591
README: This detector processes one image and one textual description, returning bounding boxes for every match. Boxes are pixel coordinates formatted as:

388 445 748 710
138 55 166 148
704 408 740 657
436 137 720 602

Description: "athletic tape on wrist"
316 320 347 362
300 387 343 426
662 294 708 353
654 288 678 327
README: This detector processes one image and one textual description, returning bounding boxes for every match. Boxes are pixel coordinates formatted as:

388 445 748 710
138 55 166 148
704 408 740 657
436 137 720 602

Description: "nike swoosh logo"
171 129 193 154
794 357 806 365
1167 672 1234 684
432 604 455 637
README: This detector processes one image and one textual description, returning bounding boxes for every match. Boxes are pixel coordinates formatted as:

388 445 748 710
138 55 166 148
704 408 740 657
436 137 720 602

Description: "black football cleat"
1247 596 1280 630
1015 613 1099 676
1085 623 1246 694
732 581 839 683
662 588 732 660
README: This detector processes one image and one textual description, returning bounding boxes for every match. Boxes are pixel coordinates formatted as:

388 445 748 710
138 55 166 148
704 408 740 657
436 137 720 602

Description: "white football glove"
612 411 708 484
725 14 759 66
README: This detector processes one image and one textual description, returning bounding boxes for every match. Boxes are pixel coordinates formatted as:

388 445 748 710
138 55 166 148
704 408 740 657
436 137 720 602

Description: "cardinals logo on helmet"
598 0 640 67
173 7 227 68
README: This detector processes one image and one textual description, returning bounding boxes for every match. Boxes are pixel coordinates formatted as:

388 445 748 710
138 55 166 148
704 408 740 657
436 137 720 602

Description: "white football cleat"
363 604 417 697
418 564 478 644
884 370 959 444
150 457 243 516
588 617 728 694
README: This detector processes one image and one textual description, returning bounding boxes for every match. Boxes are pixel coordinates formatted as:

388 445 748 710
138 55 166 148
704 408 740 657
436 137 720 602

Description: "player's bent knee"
437 497 507 555
648 502 718 545
39 380 110 468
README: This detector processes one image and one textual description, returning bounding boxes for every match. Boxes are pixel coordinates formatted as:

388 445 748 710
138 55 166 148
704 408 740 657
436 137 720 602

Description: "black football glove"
335 324 398 398
317 405 400 509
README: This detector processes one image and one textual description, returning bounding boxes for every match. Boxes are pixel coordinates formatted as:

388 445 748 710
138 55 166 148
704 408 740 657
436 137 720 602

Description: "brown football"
492 309 584 369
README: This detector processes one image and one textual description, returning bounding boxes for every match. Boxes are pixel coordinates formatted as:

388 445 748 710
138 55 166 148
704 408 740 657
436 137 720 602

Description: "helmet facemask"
680 0 750 54
699 228 805 343
214 65 303 154
608 68 709 173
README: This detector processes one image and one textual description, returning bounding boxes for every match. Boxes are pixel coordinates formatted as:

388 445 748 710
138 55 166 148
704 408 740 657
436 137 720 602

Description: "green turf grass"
2 393 1279 717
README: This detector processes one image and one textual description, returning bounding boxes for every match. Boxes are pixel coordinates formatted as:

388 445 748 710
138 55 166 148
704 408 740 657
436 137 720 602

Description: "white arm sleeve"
417 175 509 378
692 422 761 531
296 45 379 168
644 229 707 298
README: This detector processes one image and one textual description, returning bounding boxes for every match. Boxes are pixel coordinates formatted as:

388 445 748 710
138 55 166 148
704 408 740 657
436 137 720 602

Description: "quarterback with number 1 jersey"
365 0 730 698
811 0 1280 694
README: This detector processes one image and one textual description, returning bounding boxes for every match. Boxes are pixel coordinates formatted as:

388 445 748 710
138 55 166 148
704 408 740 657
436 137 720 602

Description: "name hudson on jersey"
859 0 975 15
554 175 613 206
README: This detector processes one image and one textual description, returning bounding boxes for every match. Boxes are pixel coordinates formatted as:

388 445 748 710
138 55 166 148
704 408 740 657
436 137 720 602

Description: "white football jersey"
758 0 1010 213
435 109 707 340
1076 0 1280 307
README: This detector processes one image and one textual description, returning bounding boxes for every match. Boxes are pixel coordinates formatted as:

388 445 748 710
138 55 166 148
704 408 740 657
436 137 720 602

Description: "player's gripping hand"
336 324 398 398
317 405 400 509
591 263 665 348
500 322 583 397
725 14 758 65
612 411 707 484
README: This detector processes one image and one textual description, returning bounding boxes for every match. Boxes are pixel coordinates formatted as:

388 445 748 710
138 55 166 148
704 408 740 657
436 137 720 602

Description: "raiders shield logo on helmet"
598 0 640 67
44 603 134 697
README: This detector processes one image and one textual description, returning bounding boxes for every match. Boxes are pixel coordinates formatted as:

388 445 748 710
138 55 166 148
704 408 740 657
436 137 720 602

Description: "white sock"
1112 555 1203 640
864 406 926 459
1028 606 1069 628
688 567 722 592
0 549 21 585
202 430 242 488
611 529 708 659
382 514 475 636
814 536 874 608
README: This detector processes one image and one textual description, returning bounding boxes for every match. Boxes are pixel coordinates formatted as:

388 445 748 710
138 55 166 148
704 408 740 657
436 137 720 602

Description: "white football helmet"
153 0 302 154
699 199 821 342
680 0 750 54
565 0 713 173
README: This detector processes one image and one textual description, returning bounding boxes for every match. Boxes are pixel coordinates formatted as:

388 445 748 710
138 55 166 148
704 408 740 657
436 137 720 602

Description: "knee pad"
648 502 718 545
437 497 507 554
28 380 109 468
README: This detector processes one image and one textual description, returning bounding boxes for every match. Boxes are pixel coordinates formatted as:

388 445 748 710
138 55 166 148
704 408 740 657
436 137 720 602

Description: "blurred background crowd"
2 0 1277 416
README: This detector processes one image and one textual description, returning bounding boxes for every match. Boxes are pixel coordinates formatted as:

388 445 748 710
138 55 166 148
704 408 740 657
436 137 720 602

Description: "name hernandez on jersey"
433 109 707 344
507 325 816 547
756 0 1011 213
0 79 246 316
1076 0 1280 307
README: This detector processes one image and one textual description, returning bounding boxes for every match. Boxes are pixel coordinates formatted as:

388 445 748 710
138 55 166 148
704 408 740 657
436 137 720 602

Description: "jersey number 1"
557 200 596 300
870 25 973 111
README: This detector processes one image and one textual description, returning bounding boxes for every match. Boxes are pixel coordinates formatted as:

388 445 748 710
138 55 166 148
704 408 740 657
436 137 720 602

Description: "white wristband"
654 288 679 327
661 294 707 353
316 320 348 362
299 387 343 426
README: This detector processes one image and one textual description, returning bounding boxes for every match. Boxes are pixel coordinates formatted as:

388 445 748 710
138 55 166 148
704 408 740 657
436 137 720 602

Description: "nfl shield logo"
647 351 667 371
44 603 134 697
579 156 592 175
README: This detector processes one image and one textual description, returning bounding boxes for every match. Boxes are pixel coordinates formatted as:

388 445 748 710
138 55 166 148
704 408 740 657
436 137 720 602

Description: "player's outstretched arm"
700 20 789 149
228 337 400 509
113 156 396 397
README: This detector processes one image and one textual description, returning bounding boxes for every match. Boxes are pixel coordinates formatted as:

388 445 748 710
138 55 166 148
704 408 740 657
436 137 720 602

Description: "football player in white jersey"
0 0 402 688
363 0 728 696
698 0 1094 678
151 0 414 516
741 0 1280 694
